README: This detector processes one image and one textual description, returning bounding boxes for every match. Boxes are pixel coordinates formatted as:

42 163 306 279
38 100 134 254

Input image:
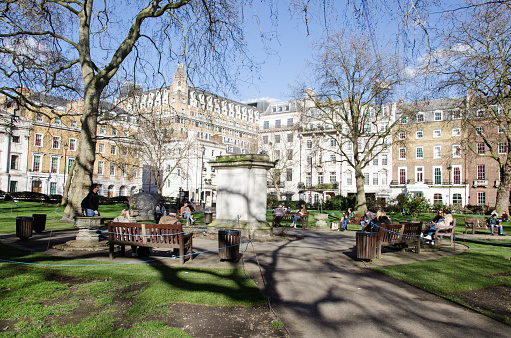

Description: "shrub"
403 193 430 218
10 191 50 202
267 194 278 209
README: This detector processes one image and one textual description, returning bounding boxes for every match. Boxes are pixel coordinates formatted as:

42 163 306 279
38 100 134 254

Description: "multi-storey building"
116 64 261 206
0 92 143 197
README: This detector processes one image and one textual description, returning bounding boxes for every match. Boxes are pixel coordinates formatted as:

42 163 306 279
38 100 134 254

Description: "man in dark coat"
82 183 100 216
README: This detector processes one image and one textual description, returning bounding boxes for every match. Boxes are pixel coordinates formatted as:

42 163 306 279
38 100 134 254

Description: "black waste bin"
356 231 377 260
204 212 213 224
218 229 241 261
16 217 34 240
32 214 47 233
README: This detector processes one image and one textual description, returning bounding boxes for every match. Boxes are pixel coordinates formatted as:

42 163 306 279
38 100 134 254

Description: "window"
434 111 442 121
433 129 441 138
132 166 138 178
476 109 485 117
416 146 424 159
416 166 424 183
67 158 74 174
399 147 406 160
287 118 293 127
275 120 281 128
54 117 61 125
111 145 116 155
416 113 424 122
399 168 407 184
452 144 461 158
453 167 461 184
373 173 378 185
416 130 423 139
36 114 43 122
10 154 19 170
477 165 485 180
133 149 138 158
122 147 128 156
453 193 462 205
476 126 484 135
110 163 116 176
263 135 268 144
286 168 293 181
50 157 59 173
71 121 77 128
263 121 269 129
33 155 42 172
330 154 336 162
34 133 43 147
97 161 104 175
499 142 508 154
112 128 117 136
98 143 105 153
10 181 17 192
346 171 353 185
433 193 443 204
69 139 77 151
477 192 486 205
499 126 504 133
52 136 61 149
433 146 441 159
381 172 387 185
330 172 336 183
330 139 336 147
100 125 106 134
307 156 312 167
318 173 324 185
364 173 369 185
382 155 388 166
50 182 57 195
434 167 442 184
274 134 280 143
12 135 19 143
124 130 129 137
122 164 127 177
307 140 312 149
306 172 312 187
477 143 485 154
287 149 293 160
373 156 378 165
398 131 406 140
287 133 293 142
452 128 461 137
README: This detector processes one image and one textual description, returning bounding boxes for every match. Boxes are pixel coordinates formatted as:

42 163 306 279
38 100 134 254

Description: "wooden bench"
272 212 309 228
376 222 422 258
464 217 488 234
349 214 364 224
107 221 193 264
434 219 457 246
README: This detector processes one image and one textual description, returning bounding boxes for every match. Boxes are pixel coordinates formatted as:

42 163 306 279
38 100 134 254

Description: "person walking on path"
81 183 100 216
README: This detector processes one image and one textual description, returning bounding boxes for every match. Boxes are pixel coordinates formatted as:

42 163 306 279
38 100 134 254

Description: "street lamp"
200 145 205 208
447 165 452 206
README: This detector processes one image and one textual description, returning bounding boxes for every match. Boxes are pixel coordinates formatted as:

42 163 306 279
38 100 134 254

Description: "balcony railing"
473 180 488 187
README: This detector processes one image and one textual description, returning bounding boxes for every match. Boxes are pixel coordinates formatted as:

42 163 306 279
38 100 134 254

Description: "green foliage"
267 194 278 209
403 193 430 218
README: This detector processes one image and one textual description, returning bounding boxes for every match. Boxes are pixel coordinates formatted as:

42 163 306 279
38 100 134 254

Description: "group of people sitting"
273 204 308 228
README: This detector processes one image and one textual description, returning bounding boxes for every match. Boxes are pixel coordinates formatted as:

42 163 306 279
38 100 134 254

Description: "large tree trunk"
495 157 511 214
62 89 99 219
355 168 367 213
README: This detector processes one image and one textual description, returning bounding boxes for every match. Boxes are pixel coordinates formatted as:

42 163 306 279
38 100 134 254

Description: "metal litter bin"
356 231 377 260
204 211 213 224
218 229 240 261
16 217 34 240
32 214 47 233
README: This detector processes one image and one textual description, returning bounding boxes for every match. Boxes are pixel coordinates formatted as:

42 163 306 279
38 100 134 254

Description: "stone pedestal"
53 216 108 251
209 154 275 237
314 213 329 229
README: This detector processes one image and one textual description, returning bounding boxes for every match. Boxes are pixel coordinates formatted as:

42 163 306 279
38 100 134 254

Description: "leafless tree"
423 2 511 213
302 31 407 212
0 0 255 218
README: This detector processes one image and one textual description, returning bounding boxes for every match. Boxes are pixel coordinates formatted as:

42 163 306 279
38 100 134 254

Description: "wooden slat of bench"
464 217 488 234
272 212 309 228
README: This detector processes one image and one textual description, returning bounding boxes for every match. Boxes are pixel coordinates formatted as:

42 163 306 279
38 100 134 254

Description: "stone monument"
128 192 161 220
209 154 275 235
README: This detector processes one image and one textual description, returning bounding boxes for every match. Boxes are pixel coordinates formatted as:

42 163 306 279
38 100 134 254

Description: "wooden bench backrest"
377 223 404 243
108 221 185 245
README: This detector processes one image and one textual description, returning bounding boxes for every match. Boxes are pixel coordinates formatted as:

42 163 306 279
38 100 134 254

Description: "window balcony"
473 180 488 187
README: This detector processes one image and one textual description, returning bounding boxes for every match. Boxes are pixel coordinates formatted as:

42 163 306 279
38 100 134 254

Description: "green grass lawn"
0 241 265 336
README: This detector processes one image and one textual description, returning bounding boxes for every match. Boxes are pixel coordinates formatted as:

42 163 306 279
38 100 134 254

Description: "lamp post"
447 165 452 206
200 145 205 208
63 142 68 192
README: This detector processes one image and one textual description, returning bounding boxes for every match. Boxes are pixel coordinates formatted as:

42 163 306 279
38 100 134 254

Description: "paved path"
1 229 510 337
